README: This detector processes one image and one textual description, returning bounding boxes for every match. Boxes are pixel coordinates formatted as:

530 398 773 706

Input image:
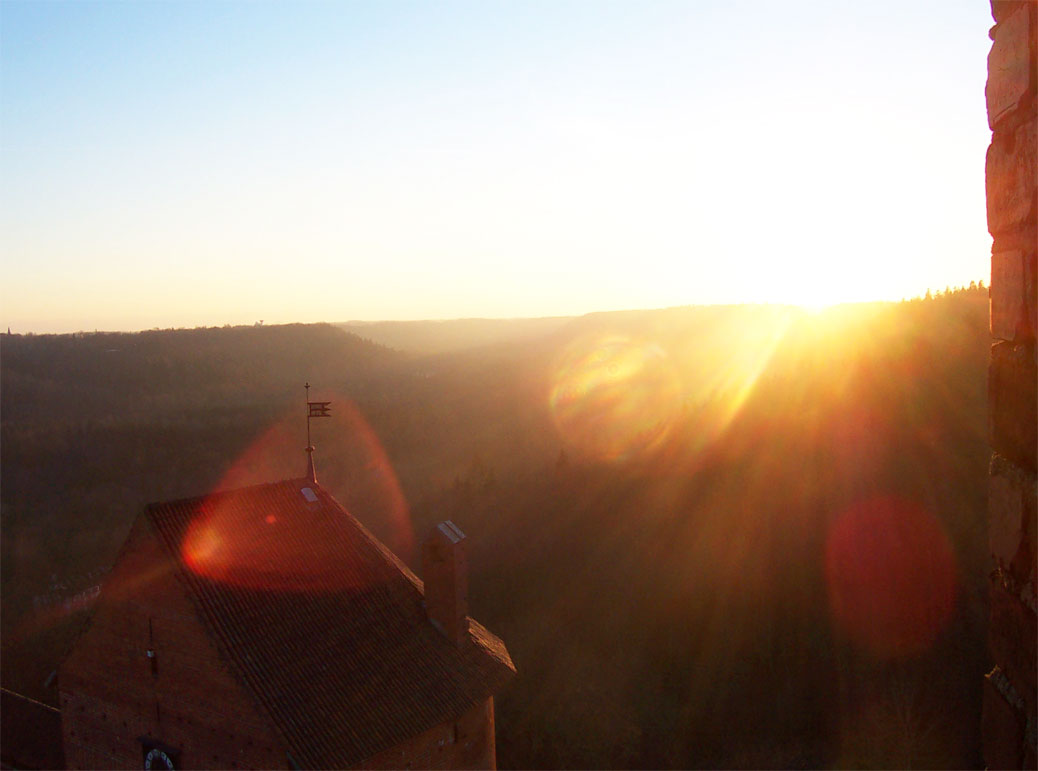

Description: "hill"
1 289 991 768
339 315 573 355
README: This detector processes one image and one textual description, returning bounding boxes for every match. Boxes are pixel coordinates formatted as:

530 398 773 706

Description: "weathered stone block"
988 3 1035 128
990 455 1038 591
989 340 1038 471
987 118 1037 236
993 229 1038 256
991 249 1038 342
991 0 1031 24
983 669 1025 770
989 584 1037 714
991 456 1027 568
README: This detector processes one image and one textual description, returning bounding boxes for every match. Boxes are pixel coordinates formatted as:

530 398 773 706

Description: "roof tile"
145 479 513 769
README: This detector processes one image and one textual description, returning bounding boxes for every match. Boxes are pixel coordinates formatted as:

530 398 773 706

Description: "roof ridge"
307 485 424 592
145 477 314 513
0 687 61 714
52 516 148 679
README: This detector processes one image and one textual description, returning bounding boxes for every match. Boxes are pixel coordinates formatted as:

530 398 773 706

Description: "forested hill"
2 289 992 768
1 323 405 711
1 323 400 425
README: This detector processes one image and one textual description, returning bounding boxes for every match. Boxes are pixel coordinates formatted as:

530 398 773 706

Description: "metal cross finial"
304 383 331 484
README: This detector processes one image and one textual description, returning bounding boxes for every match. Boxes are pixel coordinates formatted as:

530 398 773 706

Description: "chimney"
422 521 469 645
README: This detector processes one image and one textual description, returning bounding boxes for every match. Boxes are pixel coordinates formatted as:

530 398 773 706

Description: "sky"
1 0 994 333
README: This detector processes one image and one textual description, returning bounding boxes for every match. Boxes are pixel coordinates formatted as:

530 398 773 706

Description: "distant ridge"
339 316 573 355
1 322 400 425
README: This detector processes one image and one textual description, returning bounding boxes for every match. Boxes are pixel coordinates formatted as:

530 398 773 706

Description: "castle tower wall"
983 3 1037 768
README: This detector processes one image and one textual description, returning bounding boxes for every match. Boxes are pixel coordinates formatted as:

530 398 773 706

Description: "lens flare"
825 497 956 658
549 335 681 462
549 309 795 466
180 486 379 592
181 394 413 591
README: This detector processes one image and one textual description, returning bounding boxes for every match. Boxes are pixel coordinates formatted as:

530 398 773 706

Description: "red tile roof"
145 479 514 769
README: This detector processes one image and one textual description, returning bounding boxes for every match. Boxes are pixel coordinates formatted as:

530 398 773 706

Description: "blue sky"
1 0 993 332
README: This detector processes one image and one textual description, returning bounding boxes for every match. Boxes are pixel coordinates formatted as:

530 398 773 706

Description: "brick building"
58 475 514 769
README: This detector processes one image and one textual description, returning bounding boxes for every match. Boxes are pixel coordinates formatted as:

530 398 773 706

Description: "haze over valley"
0 1 1002 767
2 289 991 767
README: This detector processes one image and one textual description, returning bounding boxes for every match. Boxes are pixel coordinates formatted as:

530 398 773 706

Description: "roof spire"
305 446 318 485
304 382 331 484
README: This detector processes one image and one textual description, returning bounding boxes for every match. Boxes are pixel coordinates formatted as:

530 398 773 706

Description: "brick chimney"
422 521 469 645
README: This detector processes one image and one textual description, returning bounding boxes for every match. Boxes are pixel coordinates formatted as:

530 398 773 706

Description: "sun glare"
796 298 837 314
548 306 798 466
549 336 682 463
181 394 414 591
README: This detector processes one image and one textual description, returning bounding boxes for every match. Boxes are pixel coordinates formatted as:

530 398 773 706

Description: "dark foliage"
1 289 990 768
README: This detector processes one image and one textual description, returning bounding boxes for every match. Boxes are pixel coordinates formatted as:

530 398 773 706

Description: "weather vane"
304 382 331 484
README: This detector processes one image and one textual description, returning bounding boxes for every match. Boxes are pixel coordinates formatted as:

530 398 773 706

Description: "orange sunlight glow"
549 308 797 465
181 394 413 591
549 336 681 462
685 309 797 445
180 491 366 592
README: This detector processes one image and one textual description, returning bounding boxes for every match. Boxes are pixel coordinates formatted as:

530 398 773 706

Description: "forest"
1 286 991 768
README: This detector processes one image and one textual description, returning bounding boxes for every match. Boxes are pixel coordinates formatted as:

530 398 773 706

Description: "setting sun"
1 2 1014 769
0 0 989 332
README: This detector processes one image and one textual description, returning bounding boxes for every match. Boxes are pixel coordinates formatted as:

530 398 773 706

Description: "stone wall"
983 2 1037 768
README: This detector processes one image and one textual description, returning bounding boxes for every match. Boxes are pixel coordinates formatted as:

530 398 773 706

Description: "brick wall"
59 516 291 770
984 2 1037 768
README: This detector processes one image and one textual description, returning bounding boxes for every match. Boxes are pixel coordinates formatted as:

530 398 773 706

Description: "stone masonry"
983 2 1037 769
